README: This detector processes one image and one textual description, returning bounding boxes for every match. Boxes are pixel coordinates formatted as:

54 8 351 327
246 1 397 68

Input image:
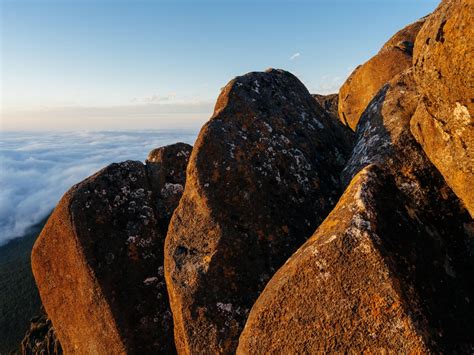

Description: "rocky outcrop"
338 19 425 130
21 312 62 355
165 69 354 354
32 144 191 354
238 70 474 353
313 93 339 118
411 0 473 215
28 2 474 353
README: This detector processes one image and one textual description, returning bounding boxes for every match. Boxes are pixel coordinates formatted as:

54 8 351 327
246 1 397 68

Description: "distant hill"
0 219 47 354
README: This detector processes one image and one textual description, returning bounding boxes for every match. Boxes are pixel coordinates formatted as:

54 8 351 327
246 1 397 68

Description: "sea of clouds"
0 130 198 245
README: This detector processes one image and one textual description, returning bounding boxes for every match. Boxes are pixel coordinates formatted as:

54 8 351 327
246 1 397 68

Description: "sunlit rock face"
164 68 354 354
32 143 191 354
338 19 425 130
411 0 474 216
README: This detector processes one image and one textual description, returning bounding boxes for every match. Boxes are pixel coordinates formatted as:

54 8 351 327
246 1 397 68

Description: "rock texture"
146 143 192 232
411 0 474 216
239 166 428 353
21 312 62 355
165 69 354 354
338 19 425 130
238 69 474 353
32 144 191 354
313 93 339 118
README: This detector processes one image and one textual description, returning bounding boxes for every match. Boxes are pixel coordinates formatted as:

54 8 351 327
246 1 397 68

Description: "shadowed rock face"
338 19 425 130
238 70 474 353
411 0 474 216
21 312 62 355
146 143 192 233
32 144 191 354
312 93 339 119
165 69 354 354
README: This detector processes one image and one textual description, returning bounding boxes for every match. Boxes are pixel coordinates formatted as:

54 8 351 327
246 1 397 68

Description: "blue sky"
1 0 438 130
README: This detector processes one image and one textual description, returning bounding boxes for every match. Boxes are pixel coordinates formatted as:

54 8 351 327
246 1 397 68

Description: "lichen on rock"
165 68 354 354
32 142 192 354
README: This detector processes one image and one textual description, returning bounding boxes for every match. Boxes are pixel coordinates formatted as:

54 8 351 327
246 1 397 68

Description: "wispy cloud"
132 92 178 104
289 52 301 60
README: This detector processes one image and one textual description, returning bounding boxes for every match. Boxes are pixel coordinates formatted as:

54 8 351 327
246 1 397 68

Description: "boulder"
21 312 62 355
146 143 192 232
32 144 191 354
338 19 425 130
165 69 354 354
238 70 474 353
411 0 474 216
32 161 170 353
312 93 339 118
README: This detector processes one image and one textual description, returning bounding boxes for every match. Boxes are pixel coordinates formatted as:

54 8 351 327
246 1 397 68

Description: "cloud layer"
0 130 197 245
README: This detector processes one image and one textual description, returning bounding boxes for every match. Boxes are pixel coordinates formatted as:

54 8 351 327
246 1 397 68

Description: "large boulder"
338 19 425 130
32 143 191 354
238 70 474 353
165 69 354 354
411 0 474 216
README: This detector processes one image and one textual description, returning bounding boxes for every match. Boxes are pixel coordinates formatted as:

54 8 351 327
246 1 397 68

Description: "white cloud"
0 130 198 245
289 52 301 60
